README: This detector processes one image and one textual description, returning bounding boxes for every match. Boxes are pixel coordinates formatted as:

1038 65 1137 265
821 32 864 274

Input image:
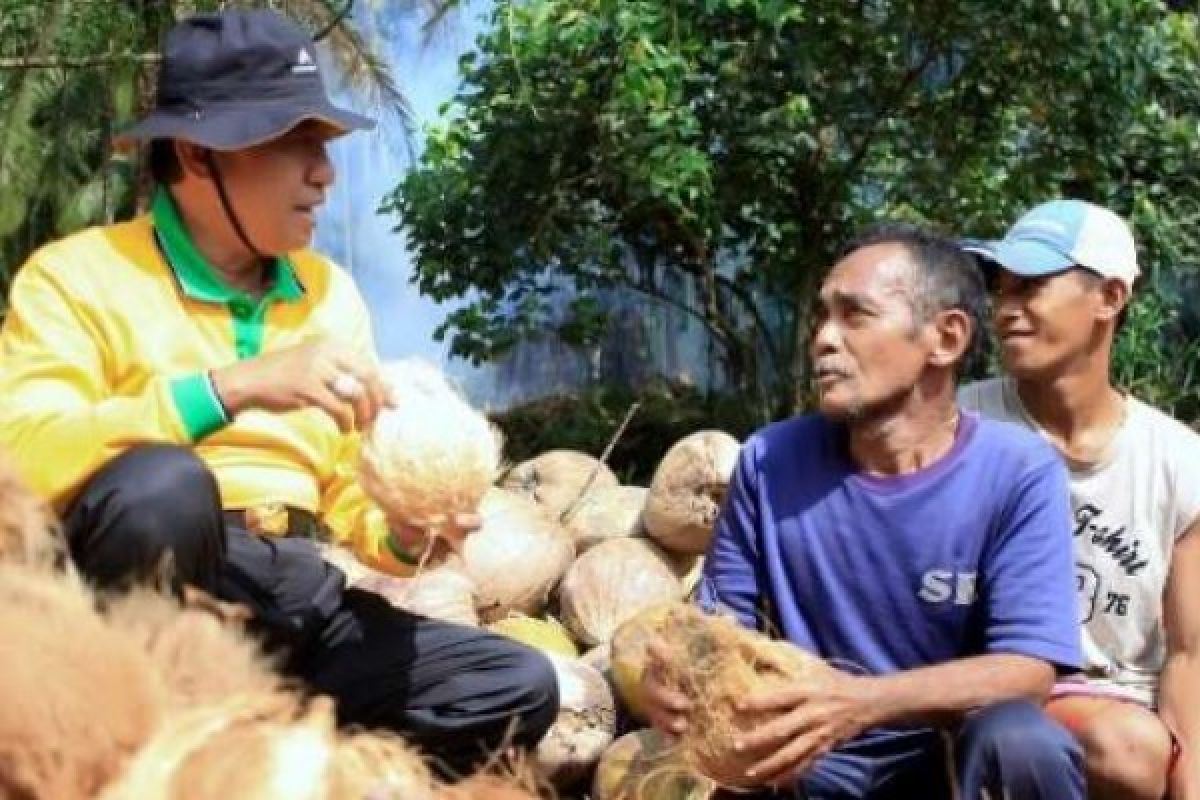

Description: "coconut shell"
593 729 716 800
561 485 647 552
488 614 579 658
359 564 480 627
654 605 831 789
461 489 575 622
359 359 501 531
535 654 617 789
499 450 618 520
642 431 740 556
609 604 676 723
558 538 681 647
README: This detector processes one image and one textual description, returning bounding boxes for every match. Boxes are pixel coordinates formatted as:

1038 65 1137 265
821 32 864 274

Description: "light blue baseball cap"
964 199 1140 290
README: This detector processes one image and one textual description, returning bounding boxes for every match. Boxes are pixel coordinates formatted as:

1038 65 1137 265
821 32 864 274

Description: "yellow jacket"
0 188 415 576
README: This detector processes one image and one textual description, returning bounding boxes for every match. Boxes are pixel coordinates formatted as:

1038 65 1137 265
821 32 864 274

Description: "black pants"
63 444 559 777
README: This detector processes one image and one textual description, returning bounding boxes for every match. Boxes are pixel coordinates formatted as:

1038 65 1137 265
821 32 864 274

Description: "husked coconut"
558 537 681 647
461 489 575 622
643 431 740 556
360 359 501 534
499 450 618 519
488 613 579 658
561 485 647 552
535 654 617 788
0 455 65 571
359 564 479 626
651 605 831 789
593 729 716 800
0 566 163 800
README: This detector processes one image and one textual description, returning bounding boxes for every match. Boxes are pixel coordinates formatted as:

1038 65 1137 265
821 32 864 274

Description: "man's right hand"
642 639 693 735
210 338 390 432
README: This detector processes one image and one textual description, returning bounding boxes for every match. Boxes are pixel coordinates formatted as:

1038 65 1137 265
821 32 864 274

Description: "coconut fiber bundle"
631 604 831 789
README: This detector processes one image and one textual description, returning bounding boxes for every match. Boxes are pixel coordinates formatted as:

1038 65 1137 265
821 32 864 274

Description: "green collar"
150 186 304 305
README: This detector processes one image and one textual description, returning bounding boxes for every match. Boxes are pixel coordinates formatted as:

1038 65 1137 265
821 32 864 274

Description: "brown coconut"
101 588 283 711
642 431 741 556
359 563 480 627
0 455 65 571
360 359 502 532
461 489 575 622
499 450 618 520
652 605 831 789
558 537 681 647
535 654 617 789
0 566 163 800
561 485 647 552
593 729 716 800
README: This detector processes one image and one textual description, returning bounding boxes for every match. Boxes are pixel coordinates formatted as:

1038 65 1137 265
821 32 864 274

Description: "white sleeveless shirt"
959 377 1200 704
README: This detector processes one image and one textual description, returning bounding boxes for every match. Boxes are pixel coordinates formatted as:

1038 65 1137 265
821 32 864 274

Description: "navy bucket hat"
121 8 374 150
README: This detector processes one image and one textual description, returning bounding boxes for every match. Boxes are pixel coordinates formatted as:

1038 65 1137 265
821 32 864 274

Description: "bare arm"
1162 519 1200 800
731 652 1053 786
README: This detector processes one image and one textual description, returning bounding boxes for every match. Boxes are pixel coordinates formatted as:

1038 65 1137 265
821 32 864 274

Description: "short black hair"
838 222 988 374
148 138 184 185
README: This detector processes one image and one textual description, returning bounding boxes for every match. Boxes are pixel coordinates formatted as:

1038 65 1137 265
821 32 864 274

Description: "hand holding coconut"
359 359 501 563
729 668 876 788
211 337 391 433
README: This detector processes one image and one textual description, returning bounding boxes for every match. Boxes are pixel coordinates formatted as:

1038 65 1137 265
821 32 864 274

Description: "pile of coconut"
333 369 746 795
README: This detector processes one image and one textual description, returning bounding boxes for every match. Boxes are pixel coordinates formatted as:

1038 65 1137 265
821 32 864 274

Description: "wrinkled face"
211 120 337 255
810 243 934 420
991 268 1109 377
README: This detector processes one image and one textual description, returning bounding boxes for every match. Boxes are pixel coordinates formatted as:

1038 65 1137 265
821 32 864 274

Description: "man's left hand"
734 669 879 788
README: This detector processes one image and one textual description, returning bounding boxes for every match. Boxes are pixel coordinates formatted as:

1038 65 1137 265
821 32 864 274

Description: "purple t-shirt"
699 411 1081 686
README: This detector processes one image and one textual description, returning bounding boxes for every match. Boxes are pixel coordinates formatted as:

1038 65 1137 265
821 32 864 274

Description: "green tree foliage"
392 0 1200 420
0 0 450 314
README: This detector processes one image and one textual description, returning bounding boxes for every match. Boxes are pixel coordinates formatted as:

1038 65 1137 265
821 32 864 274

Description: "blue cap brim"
991 237 1074 278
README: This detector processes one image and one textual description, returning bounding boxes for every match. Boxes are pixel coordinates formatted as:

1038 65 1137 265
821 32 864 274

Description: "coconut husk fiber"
647 605 831 789
592 729 715 800
101 588 284 711
643 431 740 556
499 450 618 520
360 359 502 532
0 566 163 800
560 485 647 552
558 537 681 647
0 454 66 571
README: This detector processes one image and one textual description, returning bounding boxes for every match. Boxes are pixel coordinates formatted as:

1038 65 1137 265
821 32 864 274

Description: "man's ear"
928 308 972 369
175 141 214 179
1096 278 1131 324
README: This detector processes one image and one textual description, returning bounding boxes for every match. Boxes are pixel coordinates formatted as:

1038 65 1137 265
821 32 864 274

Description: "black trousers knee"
63 444 558 776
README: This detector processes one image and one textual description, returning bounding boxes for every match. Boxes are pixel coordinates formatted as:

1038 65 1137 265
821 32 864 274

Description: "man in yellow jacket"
0 8 556 775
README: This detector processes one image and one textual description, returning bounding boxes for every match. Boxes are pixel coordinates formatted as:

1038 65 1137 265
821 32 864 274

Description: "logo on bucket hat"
120 9 373 150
